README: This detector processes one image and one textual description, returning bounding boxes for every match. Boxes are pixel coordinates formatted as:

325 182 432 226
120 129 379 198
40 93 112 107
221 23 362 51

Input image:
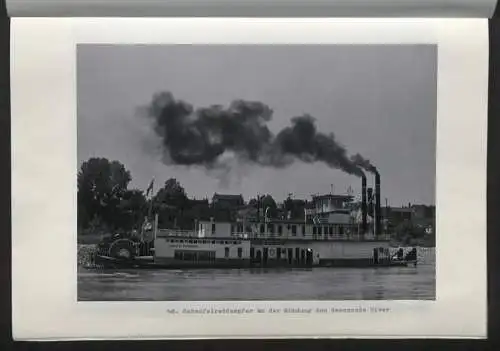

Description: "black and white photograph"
76 44 437 301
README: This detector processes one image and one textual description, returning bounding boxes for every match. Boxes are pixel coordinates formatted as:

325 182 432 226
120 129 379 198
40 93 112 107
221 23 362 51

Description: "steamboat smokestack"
375 170 381 237
367 187 373 220
361 173 367 234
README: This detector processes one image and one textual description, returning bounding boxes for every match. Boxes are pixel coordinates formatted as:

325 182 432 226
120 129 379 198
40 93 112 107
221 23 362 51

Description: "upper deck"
155 228 391 242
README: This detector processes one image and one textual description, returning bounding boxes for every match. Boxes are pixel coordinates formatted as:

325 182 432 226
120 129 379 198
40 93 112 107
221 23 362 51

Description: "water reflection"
78 248 435 301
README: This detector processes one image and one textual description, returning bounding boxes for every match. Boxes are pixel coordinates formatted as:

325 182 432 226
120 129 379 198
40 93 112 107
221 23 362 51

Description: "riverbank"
78 233 108 245
392 236 435 248
78 244 97 268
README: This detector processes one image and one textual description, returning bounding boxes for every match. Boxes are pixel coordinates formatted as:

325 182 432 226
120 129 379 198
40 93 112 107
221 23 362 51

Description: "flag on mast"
146 178 155 197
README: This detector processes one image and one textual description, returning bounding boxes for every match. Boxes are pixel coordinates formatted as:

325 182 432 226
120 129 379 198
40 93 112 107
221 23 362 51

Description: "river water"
77 247 435 301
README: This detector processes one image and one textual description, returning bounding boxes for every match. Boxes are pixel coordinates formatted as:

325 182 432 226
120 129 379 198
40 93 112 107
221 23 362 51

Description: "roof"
287 198 306 203
247 218 313 225
237 207 257 215
411 204 436 210
188 198 209 204
312 194 354 201
389 207 413 213
212 193 244 201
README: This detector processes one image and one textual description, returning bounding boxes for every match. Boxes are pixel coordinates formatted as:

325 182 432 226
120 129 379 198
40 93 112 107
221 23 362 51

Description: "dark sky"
77 44 436 206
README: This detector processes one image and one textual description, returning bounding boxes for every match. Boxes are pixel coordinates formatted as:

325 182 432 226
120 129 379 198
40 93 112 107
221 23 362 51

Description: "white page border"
11 18 488 340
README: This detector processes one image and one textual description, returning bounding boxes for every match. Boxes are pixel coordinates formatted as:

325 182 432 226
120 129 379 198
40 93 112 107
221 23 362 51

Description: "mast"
141 178 155 241
153 213 159 241
147 179 154 219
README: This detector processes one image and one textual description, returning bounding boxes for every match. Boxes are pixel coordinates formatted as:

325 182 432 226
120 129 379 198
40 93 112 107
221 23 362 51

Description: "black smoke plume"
350 153 377 173
143 91 368 177
273 115 363 176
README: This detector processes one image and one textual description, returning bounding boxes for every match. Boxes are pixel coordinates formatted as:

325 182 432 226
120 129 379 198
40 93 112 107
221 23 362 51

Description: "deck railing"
156 229 199 237
156 229 391 241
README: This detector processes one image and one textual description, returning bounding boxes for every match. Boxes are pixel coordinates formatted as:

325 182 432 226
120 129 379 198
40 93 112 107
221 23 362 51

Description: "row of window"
313 226 344 235
255 224 345 236
174 250 216 262
257 224 303 235
174 246 316 262
168 239 242 245
249 247 313 263
207 223 349 237
173 248 243 261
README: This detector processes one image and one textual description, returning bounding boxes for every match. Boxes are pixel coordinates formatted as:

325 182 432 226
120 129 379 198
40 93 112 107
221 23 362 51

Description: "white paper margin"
11 18 488 340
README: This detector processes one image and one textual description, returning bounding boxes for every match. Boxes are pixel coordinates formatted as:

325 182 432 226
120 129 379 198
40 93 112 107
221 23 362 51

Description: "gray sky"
77 44 436 206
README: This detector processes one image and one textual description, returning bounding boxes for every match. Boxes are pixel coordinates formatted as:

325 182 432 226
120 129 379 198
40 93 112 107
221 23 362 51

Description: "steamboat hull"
92 254 416 269
91 230 418 270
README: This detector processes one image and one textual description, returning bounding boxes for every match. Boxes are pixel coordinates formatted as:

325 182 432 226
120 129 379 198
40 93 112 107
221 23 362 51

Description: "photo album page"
9 0 496 340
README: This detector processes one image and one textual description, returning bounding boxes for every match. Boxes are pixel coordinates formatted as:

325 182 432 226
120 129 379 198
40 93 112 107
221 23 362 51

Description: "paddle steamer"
93 174 418 268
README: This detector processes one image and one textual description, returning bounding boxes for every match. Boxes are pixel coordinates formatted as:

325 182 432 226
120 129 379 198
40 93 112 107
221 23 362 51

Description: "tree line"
77 157 284 234
78 157 435 245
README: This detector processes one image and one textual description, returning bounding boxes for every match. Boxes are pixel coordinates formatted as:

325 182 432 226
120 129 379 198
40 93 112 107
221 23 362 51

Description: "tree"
116 189 147 231
248 198 258 207
77 157 132 230
283 195 305 220
261 194 277 219
154 178 187 206
284 195 293 213
393 220 426 244
153 178 189 228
